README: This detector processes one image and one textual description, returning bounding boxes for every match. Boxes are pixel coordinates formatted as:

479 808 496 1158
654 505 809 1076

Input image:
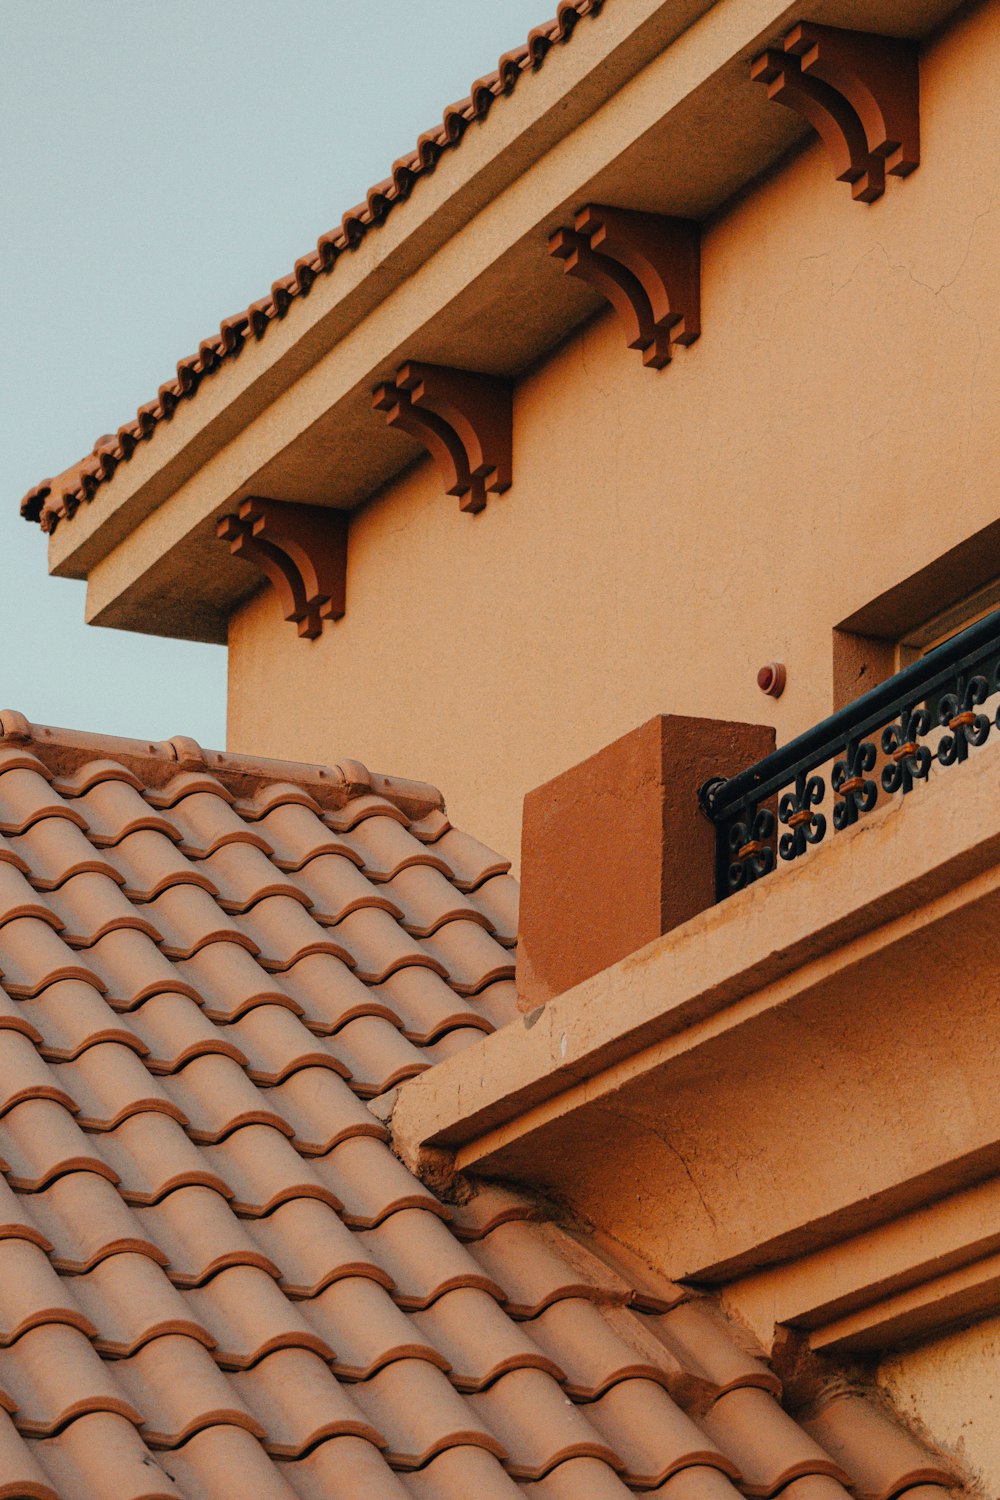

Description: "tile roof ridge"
0 712 444 823
19 0 604 536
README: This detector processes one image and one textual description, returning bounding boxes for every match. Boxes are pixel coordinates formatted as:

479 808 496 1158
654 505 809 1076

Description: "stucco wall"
228 0 1000 868
879 1316 1000 1496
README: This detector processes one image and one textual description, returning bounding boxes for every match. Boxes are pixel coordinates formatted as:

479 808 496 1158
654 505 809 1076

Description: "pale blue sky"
2 1 547 747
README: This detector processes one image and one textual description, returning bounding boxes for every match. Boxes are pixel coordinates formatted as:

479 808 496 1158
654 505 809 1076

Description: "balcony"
393 607 1000 1358
700 603 1000 900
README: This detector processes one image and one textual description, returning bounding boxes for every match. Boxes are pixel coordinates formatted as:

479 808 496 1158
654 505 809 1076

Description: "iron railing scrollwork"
699 605 1000 902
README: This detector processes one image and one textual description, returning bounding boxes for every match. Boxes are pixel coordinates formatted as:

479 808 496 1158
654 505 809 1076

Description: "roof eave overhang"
49 0 963 643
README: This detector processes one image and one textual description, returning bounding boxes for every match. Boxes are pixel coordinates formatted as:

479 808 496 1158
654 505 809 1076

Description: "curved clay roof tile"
18 3 601 535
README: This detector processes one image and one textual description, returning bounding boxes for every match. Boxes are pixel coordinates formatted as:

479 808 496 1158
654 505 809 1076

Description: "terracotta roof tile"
802 1395 958 1500
255 802 363 871
472 1366 622 1477
110 1333 263 1445
156 1423 298 1498
84 928 193 1010
376 966 495 1044
358 1207 506 1310
404 1444 524 1498
410 1286 565 1389
0 1414 58 1499
170 943 299 1022
199 1123 337 1218
71 1252 210 1358
523 1456 635 1498
771 1479 863 1500
466 1219 647 1318
0 1033 75 1117
526 1298 687 1401
26 1173 164 1275
0 719 966 1498
1 1099 116 1191
300 1274 448 1382
0 885 62 945
281 1432 411 1499
291 850 400 924
584 1376 740 1488
421 1024 491 1067
323 1014 428 1097
419 916 516 993
0 1323 144 1436
69 781 178 848
19 980 146 1063
642 1468 747 1500
27 1411 179 1500
649 1300 781 1396
450 1181 545 1242
109 829 217 902
123 991 244 1073
243 1197 392 1300
9 820 120 891
134 1184 279 1287
262 1067 385 1154
699 1387 853 1494
231 1347 383 1456
0 919 98 997
0 1239 97 1346
348 1357 506 1468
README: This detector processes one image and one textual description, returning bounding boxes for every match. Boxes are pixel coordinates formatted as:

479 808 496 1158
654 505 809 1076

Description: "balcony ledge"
392 738 1000 1350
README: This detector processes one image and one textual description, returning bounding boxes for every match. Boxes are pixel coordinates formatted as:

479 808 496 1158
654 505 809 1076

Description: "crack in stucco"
601 1099 721 1232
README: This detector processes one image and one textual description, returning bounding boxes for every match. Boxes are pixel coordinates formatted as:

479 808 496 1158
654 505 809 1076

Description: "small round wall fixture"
757 661 786 698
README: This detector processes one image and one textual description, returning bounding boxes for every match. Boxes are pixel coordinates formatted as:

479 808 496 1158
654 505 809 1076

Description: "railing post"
516 714 775 1010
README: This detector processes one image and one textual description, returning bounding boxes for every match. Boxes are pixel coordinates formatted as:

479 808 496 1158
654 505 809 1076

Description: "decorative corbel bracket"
217 497 348 640
548 206 700 369
373 361 512 514
751 22 919 203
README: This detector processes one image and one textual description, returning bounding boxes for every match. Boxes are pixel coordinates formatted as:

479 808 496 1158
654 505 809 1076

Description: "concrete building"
13 0 1000 1493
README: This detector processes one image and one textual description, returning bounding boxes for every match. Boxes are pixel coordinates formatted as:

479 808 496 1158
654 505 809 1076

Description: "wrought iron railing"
699 605 1000 901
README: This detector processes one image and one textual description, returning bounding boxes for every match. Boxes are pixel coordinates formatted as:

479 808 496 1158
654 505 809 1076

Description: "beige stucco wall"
228 0 1000 868
879 1316 1000 1496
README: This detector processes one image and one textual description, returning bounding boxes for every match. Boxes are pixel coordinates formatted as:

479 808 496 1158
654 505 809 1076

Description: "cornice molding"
724 1174 1000 1360
549 205 701 368
751 22 920 203
373 361 513 514
217 497 347 639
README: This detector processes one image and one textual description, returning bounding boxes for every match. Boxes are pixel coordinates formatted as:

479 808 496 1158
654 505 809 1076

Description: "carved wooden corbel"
548 206 700 369
217 497 347 640
373 361 512 514
751 23 919 203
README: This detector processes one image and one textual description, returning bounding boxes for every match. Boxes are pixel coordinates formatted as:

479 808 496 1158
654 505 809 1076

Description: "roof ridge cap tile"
19 1 603 534
0 717 444 822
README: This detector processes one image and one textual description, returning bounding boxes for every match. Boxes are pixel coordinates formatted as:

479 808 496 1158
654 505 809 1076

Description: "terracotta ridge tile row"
18 2 603 537
0 716 444 823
